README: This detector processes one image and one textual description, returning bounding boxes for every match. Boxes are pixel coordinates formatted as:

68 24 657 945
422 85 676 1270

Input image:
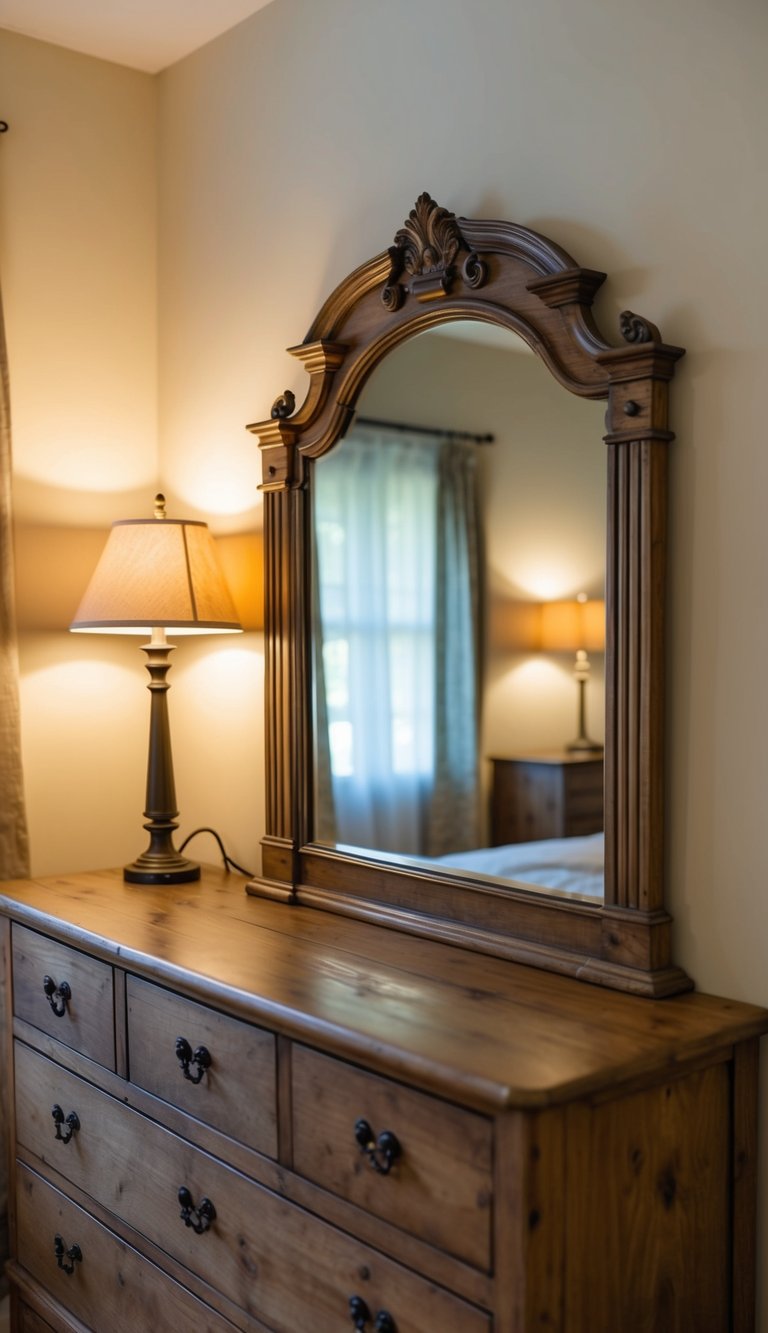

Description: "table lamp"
540 593 605 753
70 494 242 884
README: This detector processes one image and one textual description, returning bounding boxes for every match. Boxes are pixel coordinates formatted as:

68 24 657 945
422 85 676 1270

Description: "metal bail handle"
175 1035 212 1084
354 1118 401 1175
43 975 72 1018
349 1297 397 1331
178 1185 216 1234
54 1234 82 1276
51 1103 81 1144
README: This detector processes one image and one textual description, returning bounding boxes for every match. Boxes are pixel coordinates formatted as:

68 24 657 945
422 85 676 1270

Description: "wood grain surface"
1 867 766 1113
15 1044 488 1333
127 975 277 1158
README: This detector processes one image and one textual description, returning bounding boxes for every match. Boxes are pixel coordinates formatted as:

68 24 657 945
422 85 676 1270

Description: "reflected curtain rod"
356 415 494 445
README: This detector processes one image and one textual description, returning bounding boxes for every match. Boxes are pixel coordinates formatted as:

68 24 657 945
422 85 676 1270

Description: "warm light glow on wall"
214 532 264 631
511 557 585 602
169 432 264 518
503 657 565 691
16 436 157 494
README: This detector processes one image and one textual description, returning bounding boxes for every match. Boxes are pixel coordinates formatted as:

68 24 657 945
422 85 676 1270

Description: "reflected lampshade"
540 596 605 654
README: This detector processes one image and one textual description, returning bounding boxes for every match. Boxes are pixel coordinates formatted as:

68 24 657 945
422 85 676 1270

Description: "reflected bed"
432 832 604 901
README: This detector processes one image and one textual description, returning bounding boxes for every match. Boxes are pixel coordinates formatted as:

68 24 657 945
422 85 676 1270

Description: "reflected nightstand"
489 751 603 845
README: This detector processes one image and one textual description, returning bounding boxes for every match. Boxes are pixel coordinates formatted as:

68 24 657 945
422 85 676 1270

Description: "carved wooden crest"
381 192 487 310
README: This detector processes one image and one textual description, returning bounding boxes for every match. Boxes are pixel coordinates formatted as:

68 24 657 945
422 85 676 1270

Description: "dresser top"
1 866 765 1113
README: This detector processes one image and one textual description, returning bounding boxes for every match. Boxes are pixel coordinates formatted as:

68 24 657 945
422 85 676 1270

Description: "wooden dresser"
489 753 603 846
0 866 766 1332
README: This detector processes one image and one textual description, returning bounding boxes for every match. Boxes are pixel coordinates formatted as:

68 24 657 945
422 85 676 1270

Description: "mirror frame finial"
246 194 689 998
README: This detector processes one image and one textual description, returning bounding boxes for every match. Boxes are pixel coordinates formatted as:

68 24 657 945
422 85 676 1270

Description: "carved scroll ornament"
381 192 487 310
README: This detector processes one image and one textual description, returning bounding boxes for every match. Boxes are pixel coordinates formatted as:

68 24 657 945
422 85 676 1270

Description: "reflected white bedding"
433 831 604 900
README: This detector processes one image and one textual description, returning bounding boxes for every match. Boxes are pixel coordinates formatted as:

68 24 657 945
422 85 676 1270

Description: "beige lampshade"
70 502 242 635
540 596 605 653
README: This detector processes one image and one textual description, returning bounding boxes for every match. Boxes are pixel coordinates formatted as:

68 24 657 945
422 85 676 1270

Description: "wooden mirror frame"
246 193 689 998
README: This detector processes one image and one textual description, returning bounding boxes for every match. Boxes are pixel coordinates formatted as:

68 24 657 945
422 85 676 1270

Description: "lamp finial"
154 493 167 519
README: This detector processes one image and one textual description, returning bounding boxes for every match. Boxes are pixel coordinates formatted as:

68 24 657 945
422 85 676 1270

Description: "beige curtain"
0 289 29 881
0 279 29 1296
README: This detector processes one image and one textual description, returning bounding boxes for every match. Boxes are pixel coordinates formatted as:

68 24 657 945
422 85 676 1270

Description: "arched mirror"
310 323 607 900
247 194 688 997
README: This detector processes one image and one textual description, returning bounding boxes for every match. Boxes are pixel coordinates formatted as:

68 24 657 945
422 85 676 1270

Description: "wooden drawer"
15 1044 490 1333
16 1304 56 1333
12 926 115 1070
126 976 278 1157
15 1164 237 1332
291 1045 493 1271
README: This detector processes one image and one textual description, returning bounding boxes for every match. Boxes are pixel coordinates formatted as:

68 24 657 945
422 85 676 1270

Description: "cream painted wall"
0 31 161 874
1 31 264 881
0 32 157 527
155 0 768 1321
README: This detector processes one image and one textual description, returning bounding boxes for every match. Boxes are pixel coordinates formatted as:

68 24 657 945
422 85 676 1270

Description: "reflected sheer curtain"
313 426 481 858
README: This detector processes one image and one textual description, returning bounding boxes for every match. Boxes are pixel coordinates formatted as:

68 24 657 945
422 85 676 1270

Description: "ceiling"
0 0 276 74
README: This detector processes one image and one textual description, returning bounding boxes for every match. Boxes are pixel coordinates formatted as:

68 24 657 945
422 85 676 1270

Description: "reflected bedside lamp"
540 594 605 753
70 493 242 884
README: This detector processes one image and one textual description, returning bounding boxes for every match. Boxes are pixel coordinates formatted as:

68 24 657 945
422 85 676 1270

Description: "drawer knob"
178 1185 216 1234
53 1234 82 1276
175 1036 212 1084
354 1118 401 1175
42 975 72 1018
51 1104 81 1144
349 1296 397 1331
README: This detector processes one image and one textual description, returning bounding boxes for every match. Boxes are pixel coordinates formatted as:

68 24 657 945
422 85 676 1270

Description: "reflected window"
312 425 481 857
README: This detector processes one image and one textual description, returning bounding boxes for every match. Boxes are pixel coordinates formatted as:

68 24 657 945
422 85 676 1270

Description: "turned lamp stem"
567 648 601 753
123 626 200 884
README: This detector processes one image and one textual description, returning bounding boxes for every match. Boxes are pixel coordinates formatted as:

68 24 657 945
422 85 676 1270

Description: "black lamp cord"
178 827 254 878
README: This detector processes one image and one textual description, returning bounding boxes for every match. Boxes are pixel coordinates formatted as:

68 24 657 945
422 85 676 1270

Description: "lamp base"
566 737 604 755
124 853 201 885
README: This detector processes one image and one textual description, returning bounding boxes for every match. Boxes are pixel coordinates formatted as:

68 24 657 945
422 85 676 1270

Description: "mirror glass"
310 322 607 901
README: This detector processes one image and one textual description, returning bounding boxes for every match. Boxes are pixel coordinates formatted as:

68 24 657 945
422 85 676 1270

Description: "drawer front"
12 926 115 1069
291 1045 493 1271
16 1305 56 1333
126 976 277 1157
16 1044 490 1333
16 1164 237 1332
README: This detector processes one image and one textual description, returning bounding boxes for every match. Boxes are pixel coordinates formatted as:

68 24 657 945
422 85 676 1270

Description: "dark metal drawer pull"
43 975 72 1018
354 1118 401 1175
54 1234 82 1276
51 1104 80 1144
349 1296 396 1331
178 1185 216 1234
175 1036 212 1084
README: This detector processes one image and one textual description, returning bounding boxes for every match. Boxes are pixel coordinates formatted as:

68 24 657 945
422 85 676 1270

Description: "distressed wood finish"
1 867 766 1331
291 1044 493 1270
245 193 687 996
11 927 114 1070
15 1046 487 1333
490 753 603 846
15 1167 238 1333
126 976 278 1157
563 1065 730 1330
